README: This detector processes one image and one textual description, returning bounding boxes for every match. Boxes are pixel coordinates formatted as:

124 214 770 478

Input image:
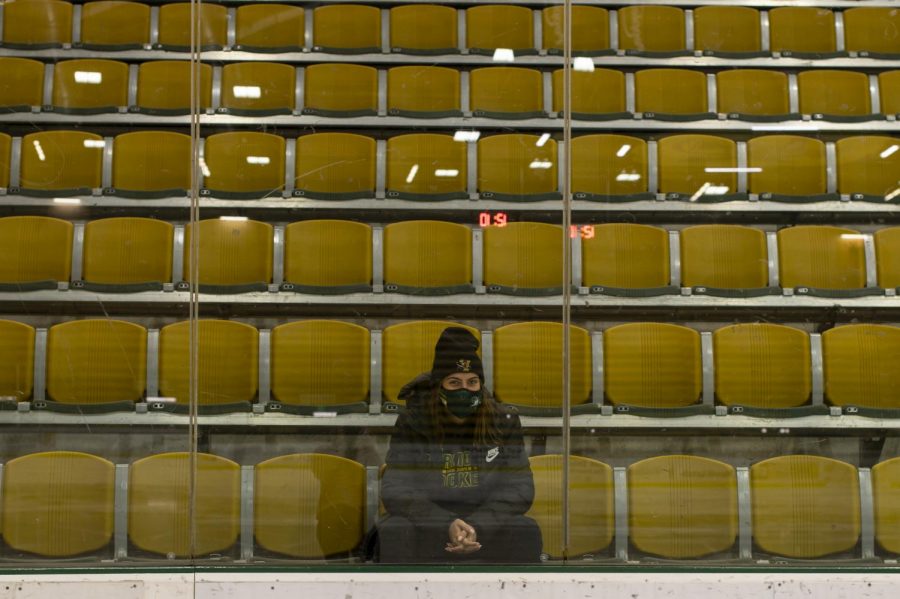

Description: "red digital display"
478 212 508 228
570 225 595 239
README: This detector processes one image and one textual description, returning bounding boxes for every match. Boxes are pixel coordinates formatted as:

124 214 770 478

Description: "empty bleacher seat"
634 69 715 121
157 2 226 51
0 132 10 188
750 455 860 559
747 135 834 202
777 225 873 297
880 71 900 117
219 62 295 116
2 0 73 49
823 324 900 414
872 457 900 554
254 454 367 558
571 134 650 201
875 227 900 290
384 220 472 295
693 6 764 57
18 130 104 196
0 57 45 111
183 218 273 293
0 320 35 402
111 131 192 198
836 136 900 202
797 70 877 122
51 59 128 114
234 3 305 53
604 322 704 414
1 451 115 557
387 66 462 118
483 222 562 294
493 322 592 415
81 217 173 292
582 223 673 295
470 67 545 119
202 131 285 199
715 70 796 121
466 5 536 56
312 4 381 54
78 0 150 50
135 61 212 115
657 135 743 202
302 63 378 117
768 7 844 59
269 320 370 414
386 133 467 200
282 220 372 293
526 455 614 560
552 68 629 120
0 216 72 290
129 452 240 558
542 6 611 56
843 8 900 59
158 319 258 412
617 6 689 57
478 134 559 201
629 456 738 559
293 132 375 200
389 4 457 55
680 225 773 296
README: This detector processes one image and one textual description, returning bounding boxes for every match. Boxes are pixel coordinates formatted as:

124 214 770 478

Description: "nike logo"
486 447 500 462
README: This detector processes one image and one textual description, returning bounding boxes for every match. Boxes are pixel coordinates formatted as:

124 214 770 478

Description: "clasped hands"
446 518 481 554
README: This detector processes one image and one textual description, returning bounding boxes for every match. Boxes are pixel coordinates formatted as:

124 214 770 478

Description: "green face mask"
440 388 483 419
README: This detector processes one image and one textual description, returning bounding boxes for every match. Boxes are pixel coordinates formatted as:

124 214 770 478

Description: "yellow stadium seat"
875 227 900 289
79 0 150 50
483 222 562 294
769 7 844 59
302 63 377 117
680 225 773 295
836 136 900 202
312 4 381 54
880 70 900 117
386 133 467 201
542 6 611 56
0 57 44 111
293 132 376 200
657 135 744 202
872 457 900 554
234 3 305 53
203 131 285 199
269 320 369 414
693 6 764 57
747 135 835 202
750 455 860 559
381 321 480 408
255 454 367 558
714 323 815 414
51 59 128 114
552 69 629 120
777 225 875 296
0 216 72 290
798 70 876 121
111 131 191 198
0 133 10 188
183 218 273 293
526 455 614 560
219 62 295 116
466 5 536 55
478 134 559 201
493 322 592 415
387 66 461 118
843 8 900 59
629 456 738 559
129 453 240 558
2 0 72 49
715 70 797 121
18 130 103 196
470 67 545 119
1 451 114 557
45 319 146 411
81 217 173 292
617 6 689 57
282 220 372 293
571 134 651 201
823 324 900 413
582 223 674 295
604 323 704 413
390 4 457 55
384 220 472 294
135 61 212 115
0 320 35 402
158 319 258 412
635 69 714 121
156 2 226 51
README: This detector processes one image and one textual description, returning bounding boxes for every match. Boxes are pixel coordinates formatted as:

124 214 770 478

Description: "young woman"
378 327 542 563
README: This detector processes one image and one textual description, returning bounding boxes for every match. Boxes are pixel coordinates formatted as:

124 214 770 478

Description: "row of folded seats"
3 451 900 561
3 2 898 59
3 58 899 122
1 318 898 415
1 132 898 202
4 217 900 297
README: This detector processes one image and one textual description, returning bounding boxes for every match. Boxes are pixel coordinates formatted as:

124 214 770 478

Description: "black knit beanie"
430 327 484 384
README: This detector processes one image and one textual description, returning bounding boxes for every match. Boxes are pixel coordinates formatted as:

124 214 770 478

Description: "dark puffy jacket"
381 373 535 535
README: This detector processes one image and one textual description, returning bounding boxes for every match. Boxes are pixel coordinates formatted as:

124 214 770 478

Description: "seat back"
716 70 791 117
693 6 761 55
52 59 128 112
629 455 737 558
0 57 45 109
582 223 670 289
0 134 7 189
203 132 285 196
635 69 709 116
617 6 685 53
571 134 648 197
0 216 72 285
112 131 192 195
20 130 103 193
183 218 273 287
235 3 305 51
747 135 828 196
387 66 460 115
526 455 614 559
271 321 370 407
136 61 212 113
604 323 701 408
82 217 173 286
129 452 240 557
477 134 557 198
2 451 115 557
157 2 227 50
304 64 378 114
80 0 150 49
750 455 860 558
0 320 35 401
798 70 872 118
836 136 900 198
769 7 838 55
483 222 562 292
872 457 900 554
879 71 900 116
312 4 381 52
283 220 372 289
875 227 900 289
2 0 73 47
657 135 737 197
680 225 769 289
159 320 259 406
842 8 900 56
386 133 466 198
553 69 626 116
466 5 534 53
254 453 367 558
389 4 457 53
823 324 900 409
220 62 296 114
383 221 472 291
777 225 867 290
470 67 543 116
542 6 609 54
294 132 376 199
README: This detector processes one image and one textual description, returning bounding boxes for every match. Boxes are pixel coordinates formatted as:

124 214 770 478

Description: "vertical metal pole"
561 0 573 561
